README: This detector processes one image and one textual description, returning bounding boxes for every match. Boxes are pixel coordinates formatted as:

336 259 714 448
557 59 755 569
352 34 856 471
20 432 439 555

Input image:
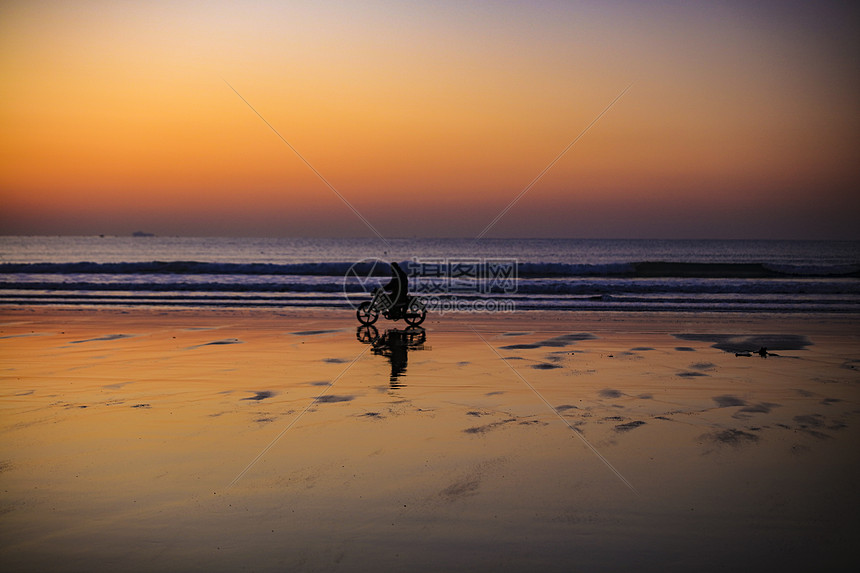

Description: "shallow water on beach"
1 310 858 571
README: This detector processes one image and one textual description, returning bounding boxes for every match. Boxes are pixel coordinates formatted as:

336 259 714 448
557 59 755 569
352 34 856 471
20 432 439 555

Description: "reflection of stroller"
355 325 426 347
356 288 427 326
356 325 427 384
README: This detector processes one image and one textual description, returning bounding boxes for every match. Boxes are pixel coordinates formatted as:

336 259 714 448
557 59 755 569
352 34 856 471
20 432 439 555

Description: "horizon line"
2 233 858 242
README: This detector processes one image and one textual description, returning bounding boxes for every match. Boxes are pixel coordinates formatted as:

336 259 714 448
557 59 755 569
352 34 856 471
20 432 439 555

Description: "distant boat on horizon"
132 231 155 237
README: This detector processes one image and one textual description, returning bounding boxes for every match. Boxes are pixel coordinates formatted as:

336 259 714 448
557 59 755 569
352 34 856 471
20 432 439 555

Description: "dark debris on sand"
71 334 134 344
291 329 342 336
440 479 480 500
202 338 242 346
840 359 859 370
532 362 562 370
793 413 846 433
713 395 747 408
598 389 623 399
615 420 646 432
673 333 811 354
242 391 275 401
464 418 518 434
738 402 779 414
794 414 825 427
316 395 354 403
186 338 243 350
795 425 834 439
501 333 596 350
707 429 760 446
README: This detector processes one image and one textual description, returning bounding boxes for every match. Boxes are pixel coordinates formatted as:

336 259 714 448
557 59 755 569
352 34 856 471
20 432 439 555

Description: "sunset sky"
1 0 858 239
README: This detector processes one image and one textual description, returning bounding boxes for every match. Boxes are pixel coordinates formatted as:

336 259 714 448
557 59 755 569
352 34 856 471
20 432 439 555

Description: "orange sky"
1 0 858 238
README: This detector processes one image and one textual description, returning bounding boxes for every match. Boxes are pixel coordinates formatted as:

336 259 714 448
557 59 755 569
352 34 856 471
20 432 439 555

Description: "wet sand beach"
1 308 858 572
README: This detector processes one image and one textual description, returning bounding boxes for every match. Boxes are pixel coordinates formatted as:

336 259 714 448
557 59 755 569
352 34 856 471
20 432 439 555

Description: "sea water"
1 236 858 314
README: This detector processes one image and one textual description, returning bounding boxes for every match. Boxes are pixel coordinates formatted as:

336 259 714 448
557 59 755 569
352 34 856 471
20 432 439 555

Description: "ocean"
1 236 858 314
